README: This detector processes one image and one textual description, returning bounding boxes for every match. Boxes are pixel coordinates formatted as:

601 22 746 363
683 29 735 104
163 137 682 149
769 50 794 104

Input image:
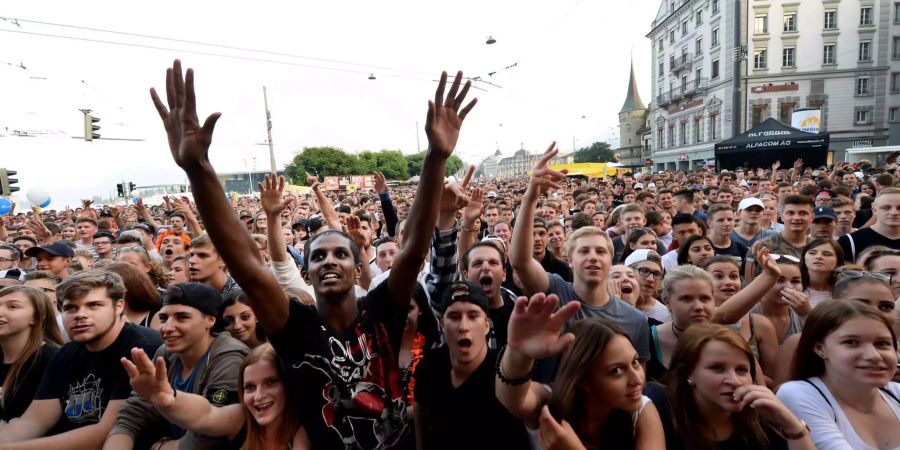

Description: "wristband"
461 222 478 233
773 419 809 440
495 345 534 386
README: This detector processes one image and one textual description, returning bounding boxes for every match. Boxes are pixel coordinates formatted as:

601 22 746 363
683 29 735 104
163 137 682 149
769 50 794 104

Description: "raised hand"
462 187 485 225
27 208 51 242
507 293 581 360
345 215 369 250
373 171 389 195
81 199 93 210
259 173 294 216
752 245 781 278
425 71 477 158
306 175 321 191
150 59 222 169
121 347 176 407
439 166 474 213
528 142 569 195
538 405 587 450
771 160 781 171
109 205 123 219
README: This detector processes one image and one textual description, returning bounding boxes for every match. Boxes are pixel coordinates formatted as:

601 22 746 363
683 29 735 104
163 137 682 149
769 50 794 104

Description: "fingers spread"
434 72 447 108
461 166 474 189
458 98 478 121
150 88 170 121
445 71 462 107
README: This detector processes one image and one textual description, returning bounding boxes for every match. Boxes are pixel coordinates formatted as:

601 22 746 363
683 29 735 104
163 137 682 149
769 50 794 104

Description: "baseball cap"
0 269 22 287
306 217 325 234
624 249 662 268
162 282 225 332
533 217 549 231
737 198 764 212
634 183 644 190
334 205 351 214
292 219 308 231
813 206 837 221
487 191 498 198
132 222 154 234
25 242 75 259
647 183 657 189
439 281 490 316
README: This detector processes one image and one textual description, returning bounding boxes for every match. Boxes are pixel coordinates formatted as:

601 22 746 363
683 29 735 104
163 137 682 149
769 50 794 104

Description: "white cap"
634 183 644 189
624 249 662 268
487 191 498 198
647 182 657 189
737 197 764 211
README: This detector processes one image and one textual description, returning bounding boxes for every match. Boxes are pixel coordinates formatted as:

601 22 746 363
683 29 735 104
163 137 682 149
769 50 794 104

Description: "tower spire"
619 58 646 113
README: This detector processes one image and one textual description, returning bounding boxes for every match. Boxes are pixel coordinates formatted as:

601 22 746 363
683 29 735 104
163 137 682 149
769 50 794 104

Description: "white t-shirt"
641 300 671 323
661 250 679 271
778 377 900 450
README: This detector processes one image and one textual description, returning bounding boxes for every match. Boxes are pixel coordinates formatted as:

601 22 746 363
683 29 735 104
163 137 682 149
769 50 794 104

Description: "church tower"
617 59 650 167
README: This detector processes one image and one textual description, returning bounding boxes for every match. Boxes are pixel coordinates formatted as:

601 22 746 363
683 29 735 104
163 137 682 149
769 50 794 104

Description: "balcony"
670 53 693 73
684 77 709 96
669 86 685 102
657 92 672 106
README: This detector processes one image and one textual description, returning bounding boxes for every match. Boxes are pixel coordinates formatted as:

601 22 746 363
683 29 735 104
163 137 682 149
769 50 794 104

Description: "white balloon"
130 190 141 198
26 188 50 206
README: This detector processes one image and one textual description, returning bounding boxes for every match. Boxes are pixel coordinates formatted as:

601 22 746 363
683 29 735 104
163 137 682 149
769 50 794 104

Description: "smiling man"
105 282 247 450
0 270 161 450
25 242 74 279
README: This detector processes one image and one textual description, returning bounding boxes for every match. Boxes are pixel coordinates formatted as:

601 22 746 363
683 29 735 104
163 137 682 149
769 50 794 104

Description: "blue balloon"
39 198 51 208
0 198 11 215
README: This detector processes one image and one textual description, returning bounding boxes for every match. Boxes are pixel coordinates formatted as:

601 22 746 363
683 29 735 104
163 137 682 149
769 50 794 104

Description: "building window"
783 12 797 32
782 47 796 67
659 38 665 53
680 122 687 145
696 37 703 55
658 128 664 149
823 43 836 64
659 60 664 75
779 103 796 124
755 15 768 34
892 72 900 93
711 114 719 139
894 37 900 58
682 20 688 36
896 2 900 24
694 118 702 143
752 105 768 127
860 6 873 26
856 77 871 95
712 27 720 47
681 74 688 93
891 107 899 122
670 29 676 42
860 41 872 62
669 125 675 147
754 49 768 69
696 10 703 25
855 110 870 124
711 59 720 79
824 9 837 29
712 0 719 14
695 67 702 85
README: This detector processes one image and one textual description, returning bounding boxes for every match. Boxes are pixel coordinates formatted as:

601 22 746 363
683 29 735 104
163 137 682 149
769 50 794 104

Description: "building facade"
648 0 745 172
744 0 900 158
616 62 652 169
495 145 574 178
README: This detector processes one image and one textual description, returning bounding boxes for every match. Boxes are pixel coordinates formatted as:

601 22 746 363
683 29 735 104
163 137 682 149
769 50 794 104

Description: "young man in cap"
624 249 669 323
838 187 900 262
107 282 248 450
26 241 74 279
731 197 776 249
151 60 473 448
413 281 529 450
0 270 161 449
810 206 837 241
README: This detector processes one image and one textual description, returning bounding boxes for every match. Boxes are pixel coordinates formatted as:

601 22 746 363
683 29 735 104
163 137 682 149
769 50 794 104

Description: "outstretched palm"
507 293 581 359
425 71 477 158
259 173 293 215
151 60 222 169
121 347 175 407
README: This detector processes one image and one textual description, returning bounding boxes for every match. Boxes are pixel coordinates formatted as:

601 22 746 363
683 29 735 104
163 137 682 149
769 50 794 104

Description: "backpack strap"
803 379 837 422
880 387 900 408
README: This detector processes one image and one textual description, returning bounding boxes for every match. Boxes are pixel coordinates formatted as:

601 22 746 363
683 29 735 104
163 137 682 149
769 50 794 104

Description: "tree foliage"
406 152 464 178
574 141 618 163
285 147 464 184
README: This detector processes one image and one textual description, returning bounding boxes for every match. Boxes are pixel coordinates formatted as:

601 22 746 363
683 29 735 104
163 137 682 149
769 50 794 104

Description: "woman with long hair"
222 289 267 349
496 293 665 449
751 255 811 345
116 245 169 289
122 343 308 450
167 255 190 286
105 262 162 329
778 301 900 449
0 286 64 421
662 324 814 449
799 239 844 308
864 248 900 298
620 228 658 264
677 235 715 267
252 211 268 236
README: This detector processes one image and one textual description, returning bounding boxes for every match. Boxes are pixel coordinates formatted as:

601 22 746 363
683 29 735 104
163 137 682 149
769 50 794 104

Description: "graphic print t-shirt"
35 323 162 434
269 281 407 450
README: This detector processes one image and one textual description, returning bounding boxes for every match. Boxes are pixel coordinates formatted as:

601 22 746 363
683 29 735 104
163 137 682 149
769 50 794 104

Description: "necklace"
672 321 685 338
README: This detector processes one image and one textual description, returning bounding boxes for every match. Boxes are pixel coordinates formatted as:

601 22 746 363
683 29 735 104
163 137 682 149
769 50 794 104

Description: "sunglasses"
833 268 892 282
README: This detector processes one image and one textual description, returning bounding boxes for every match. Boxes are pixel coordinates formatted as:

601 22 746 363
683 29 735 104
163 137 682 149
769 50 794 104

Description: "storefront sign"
751 82 799 93
667 99 704 114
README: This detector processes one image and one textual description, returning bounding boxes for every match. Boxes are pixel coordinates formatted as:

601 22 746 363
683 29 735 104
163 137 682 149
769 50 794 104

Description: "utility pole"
263 87 276 172
731 0 743 137
415 121 421 152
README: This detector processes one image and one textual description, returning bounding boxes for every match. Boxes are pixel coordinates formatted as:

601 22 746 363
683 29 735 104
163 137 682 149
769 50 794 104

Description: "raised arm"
175 197 204 236
714 246 780 324
260 173 295 264
309 176 341 231
373 172 399 237
457 187 484 269
346 215 374 290
120 348 244 439
509 143 567 295
133 198 160 232
388 71 476 309
150 59 289 333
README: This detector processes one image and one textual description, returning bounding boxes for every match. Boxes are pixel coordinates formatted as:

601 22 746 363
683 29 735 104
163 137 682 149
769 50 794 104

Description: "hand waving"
345 215 369 250
507 293 581 359
121 347 176 408
373 172 389 195
150 60 222 169
259 173 294 216
529 142 569 195
425 71 477 158
462 187 485 225
439 165 474 213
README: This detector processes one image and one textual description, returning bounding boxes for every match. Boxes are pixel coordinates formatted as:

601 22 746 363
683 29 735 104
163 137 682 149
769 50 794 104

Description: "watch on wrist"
779 419 809 440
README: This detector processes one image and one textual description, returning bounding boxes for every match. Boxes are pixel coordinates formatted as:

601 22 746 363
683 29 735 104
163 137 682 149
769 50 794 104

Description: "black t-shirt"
35 323 162 434
540 251 573 282
268 282 408 450
0 344 58 422
838 227 900 262
413 347 530 450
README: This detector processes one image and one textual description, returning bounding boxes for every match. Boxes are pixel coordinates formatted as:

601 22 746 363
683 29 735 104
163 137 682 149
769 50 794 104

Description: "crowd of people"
0 59 898 449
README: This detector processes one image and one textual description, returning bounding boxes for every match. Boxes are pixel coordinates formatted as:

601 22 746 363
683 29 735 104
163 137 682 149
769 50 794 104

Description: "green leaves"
285 147 462 184
573 141 618 163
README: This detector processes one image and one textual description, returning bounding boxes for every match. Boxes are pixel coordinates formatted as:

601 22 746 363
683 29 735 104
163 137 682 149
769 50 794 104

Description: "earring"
686 378 694 386
816 351 825 358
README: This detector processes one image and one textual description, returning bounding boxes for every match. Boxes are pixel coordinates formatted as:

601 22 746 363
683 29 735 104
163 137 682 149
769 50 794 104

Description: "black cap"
25 242 75 259
335 205 352 214
292 219 308 230
439 281 490 316
132 222 154 234
162 282 225 333
306 217 325 234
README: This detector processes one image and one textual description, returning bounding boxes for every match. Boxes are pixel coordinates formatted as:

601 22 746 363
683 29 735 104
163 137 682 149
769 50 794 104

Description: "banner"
791 109 821 134
322 175 375 190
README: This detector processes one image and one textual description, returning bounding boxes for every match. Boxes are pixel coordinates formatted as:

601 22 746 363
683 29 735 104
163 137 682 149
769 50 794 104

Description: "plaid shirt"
424 222 460 323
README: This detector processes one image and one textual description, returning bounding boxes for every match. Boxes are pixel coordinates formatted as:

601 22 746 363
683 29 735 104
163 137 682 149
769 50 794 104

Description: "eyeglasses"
92 241 111 247
635 267 664 280
769 254 801 263
0 257 16 263
833 268 892 282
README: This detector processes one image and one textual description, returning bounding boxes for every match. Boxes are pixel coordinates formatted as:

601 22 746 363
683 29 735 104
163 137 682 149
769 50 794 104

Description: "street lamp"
486 36 497 45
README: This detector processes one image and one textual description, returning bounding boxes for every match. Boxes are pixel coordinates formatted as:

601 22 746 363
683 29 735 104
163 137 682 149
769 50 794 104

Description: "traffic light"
0 169 18 196
81 109 101 141
128 182 136 195
116 183 125 198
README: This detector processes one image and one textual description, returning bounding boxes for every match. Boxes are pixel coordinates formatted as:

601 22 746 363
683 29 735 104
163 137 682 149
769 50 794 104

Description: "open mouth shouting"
479 275 494 295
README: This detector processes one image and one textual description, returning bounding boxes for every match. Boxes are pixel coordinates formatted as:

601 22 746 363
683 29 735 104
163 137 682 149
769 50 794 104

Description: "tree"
373 150 409 180
574 141 618 163
285 146 360 184
445 155 464 177
406 152 465 179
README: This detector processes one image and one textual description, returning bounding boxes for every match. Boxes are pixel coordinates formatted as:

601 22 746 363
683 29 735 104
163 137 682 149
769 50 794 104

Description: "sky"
0 0 659 207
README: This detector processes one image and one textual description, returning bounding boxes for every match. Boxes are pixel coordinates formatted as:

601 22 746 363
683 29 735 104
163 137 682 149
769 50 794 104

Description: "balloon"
0 198 11 215
26 188 50 208
39 197 51 208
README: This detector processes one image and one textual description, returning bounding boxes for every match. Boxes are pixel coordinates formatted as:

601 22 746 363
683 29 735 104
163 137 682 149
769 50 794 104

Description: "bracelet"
461 222 478 233
772 419 809 440
495 345 535 386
